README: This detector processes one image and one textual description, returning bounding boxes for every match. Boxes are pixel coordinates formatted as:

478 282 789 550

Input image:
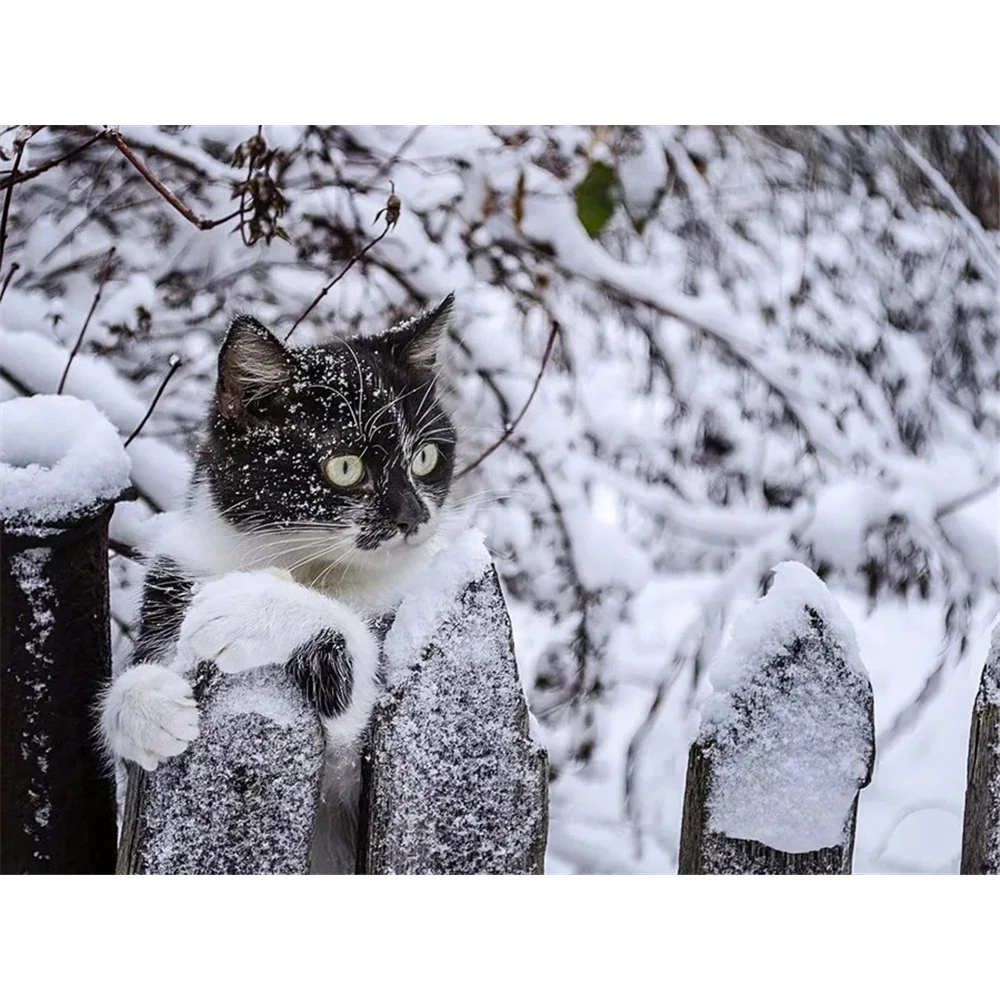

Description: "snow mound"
701 561 873 852
1 395 131 528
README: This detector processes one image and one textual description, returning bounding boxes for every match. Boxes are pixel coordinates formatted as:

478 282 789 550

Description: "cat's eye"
411 443 439 477
324 454 365 488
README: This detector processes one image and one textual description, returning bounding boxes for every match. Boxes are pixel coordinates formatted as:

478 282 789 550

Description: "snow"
1 329 192 511
807 479 888 569
1 395 131 527
700 562 873 853
135 666 324 875
6 548 55 849
381 527 491 680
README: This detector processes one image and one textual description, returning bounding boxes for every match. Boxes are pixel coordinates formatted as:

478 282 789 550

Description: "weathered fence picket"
960 624 999 875
117 663 325 874
1 396 132 874
679 562 875 875
360 539 549 874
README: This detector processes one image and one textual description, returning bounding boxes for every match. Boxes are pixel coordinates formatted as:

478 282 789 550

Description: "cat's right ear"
216 316 292 422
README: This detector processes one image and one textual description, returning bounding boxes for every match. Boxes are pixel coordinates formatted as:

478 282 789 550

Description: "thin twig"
57 247 116 394
936 475 1000 519
359 126 426 192
0 130 37 283
0 364 32 396
284 219 393 342
0 130 107 192
110 132 240 232
0 261 19 304
456 319 561 478
124 355 184 447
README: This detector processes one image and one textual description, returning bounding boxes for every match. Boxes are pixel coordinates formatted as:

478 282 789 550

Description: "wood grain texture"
960 626 999 875
1 508 118 874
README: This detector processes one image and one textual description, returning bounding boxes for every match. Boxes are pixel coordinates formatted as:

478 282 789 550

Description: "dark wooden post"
117 664 325 874
960 624 999 875
678 562 875 874
1 396 132 874
360 549 548 874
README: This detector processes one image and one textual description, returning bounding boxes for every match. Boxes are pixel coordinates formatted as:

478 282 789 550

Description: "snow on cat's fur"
100 295 458 873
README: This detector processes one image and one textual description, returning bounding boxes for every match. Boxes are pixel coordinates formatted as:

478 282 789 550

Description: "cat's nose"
394 494 428 537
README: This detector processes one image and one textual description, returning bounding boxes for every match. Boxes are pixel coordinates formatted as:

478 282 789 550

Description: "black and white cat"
100 295 457 873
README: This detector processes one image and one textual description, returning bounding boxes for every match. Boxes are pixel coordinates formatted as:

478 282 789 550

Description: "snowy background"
1 125 997 873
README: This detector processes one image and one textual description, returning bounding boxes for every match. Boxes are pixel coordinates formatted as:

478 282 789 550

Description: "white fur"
177 569 379 749
99 662 199 772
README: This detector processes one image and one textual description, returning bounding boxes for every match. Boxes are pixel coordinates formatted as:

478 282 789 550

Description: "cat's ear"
381 293 454 374
216 316 293 422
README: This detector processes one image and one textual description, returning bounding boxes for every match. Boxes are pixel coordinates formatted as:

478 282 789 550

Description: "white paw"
100 662 199 772
177 569 353 675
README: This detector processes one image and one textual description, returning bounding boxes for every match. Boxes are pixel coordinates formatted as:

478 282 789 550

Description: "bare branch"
124 355 184 448
57 247 116 394
457 318 561 478
284 217 394 343
936 475 1000 519
109 132 241 233
0 261 18 304
0 364 32 396
0 128 42 282
0 130 107 193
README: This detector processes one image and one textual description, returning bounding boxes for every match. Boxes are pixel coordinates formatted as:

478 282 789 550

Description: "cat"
100 294 458 873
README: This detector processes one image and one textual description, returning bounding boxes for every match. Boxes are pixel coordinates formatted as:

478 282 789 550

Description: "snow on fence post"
960 624 1000 875
117 663 325 874
360 531 549 874
678 562 875 875
0 396 132 874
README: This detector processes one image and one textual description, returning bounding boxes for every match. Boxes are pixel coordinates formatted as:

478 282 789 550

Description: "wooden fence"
1 430 997 873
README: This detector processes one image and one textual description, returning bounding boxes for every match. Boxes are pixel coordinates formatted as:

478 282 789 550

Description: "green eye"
411 443 439 477
325 454 365 487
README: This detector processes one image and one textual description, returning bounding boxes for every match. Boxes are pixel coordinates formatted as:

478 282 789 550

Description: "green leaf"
574 162 619 238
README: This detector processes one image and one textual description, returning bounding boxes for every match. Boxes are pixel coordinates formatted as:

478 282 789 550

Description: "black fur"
132 559 193 664
285 629 354 719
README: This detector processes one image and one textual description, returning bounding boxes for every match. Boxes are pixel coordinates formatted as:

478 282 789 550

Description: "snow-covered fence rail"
678 563 875 875
0 396 132 874
960 625 999 875
360 534 549 874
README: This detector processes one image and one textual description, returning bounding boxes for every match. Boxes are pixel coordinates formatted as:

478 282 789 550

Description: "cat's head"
195 295 456 577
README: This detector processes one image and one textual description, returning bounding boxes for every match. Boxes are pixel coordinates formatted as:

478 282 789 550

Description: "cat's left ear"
217 316 293 422
381 293 454 374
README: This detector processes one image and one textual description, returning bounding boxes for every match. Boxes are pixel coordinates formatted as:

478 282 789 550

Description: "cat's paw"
100 662 199 772
177 569 351 675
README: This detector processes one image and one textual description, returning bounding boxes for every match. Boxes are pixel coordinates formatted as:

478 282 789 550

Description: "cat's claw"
100 662 200 772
